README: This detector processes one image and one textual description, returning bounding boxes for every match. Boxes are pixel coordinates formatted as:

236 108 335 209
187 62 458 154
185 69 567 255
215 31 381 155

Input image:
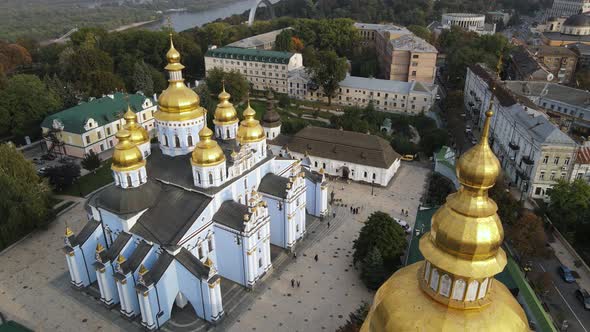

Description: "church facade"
63 37 328 330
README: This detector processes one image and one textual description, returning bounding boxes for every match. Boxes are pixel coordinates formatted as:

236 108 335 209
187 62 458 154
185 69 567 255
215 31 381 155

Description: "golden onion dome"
123 105 149 145
154 35 205 122
191 126 226 167
361 263 529 332
237 101 265 144
213 86 238 125
112 129 146 172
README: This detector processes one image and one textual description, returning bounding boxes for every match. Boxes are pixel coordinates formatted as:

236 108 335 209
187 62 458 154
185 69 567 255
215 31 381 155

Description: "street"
533 255 590 332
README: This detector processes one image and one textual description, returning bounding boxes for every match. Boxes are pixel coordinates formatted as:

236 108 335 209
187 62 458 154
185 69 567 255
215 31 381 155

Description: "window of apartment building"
558 106 562 112
412 105 415 109
554 157 560 165
542 155 549 164
577 173 584 179
550 172 556 180
85 136 90 144
413 97 416 100
402 104 405 107
535 187 542 195
561 172 566 179
109 140 114 147
322 163 326 169
107 127 111 136
412 62 418 66
100 144 104 151
411 71 416 76
539 171 545 180
97 131 102 139
564 157 570 165
377 92 380 97
346 89 349 93
385 93 389 98
116 124 120 131
412 54 419 59
364 171 367 178
543 102 547 107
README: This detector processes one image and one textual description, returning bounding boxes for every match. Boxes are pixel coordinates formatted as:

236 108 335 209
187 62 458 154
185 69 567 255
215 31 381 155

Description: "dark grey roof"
564 14 590 27
145 251 175 285
303 167 323 183
529 45 577 57
89 181 161 216
105 232 132 261
176 248 210 279
146 148 195 189
469 65 538 109
130 185 211 246
121 240 152 274
259 173 290 199
74 219 100 246
268 134 292 147
288 127 400 168
509 46 550 81
212 200 248 231
543 31 590 42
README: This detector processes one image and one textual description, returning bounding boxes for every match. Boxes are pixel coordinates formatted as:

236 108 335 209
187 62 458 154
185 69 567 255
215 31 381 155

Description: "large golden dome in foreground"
111 129 146 172
123 105 149 146
237 101 265 144
155 36 205 122
361 108 529 332
213 86 239 125
191 126 226 167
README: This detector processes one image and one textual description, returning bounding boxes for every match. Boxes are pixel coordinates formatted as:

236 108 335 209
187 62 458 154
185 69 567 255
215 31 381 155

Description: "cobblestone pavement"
0 163 429 331
225 163 430 331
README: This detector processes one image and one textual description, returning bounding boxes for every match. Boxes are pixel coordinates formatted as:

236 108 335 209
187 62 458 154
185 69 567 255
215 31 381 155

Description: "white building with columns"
63 38 328 330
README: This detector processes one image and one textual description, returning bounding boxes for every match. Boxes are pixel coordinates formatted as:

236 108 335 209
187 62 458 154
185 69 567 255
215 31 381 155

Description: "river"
145 0 279 32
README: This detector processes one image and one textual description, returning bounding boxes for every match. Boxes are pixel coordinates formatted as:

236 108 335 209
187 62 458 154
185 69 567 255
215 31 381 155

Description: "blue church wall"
262 195 285 248
174 261 212 320
77 226 105 287
305 177 318 216
213 225 247 285
100 264 119 305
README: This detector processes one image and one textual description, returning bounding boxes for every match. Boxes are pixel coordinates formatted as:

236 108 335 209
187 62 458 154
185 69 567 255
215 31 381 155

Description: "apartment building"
570 146 590 183
354 23 411 46
41 93 157 158
288 70 436 115
464 65 577 201
376 33 438 83
204 47 303 93
548 0 590 19
502 80 590 133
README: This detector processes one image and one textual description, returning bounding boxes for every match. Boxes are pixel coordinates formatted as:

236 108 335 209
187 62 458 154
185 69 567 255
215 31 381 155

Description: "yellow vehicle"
401 154 415 161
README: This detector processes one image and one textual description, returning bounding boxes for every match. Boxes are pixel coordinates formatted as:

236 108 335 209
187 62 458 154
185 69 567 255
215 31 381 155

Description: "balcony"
522 155 534 165
509 141 520 151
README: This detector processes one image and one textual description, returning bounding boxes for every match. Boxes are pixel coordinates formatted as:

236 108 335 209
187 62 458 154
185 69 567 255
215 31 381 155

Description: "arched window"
126 175 132 187
197 172 201 184
452 279 466 300
163 136 169 147
439 274 451 297
227 128 230 138
429 269 439 291
478 278 489 299
188 135 193 146
175 136 180 148
209 173 213 185
220 168 224 181
424 261 431 282
465 280 479 301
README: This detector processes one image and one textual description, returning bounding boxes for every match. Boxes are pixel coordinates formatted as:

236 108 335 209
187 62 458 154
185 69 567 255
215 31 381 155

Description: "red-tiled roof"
577 147 590 164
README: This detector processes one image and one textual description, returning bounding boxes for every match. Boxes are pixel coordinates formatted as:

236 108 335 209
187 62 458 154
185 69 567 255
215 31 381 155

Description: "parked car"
394 218 412 234
576 289 590 310
558 265 576 283
401 154 415 161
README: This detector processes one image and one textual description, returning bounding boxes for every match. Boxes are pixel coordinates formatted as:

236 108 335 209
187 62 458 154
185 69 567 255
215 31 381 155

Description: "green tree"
205 68 250 102
407 25 432 43
0 74 61 139
306 50 348 105
336 302 370 332
86 71 125 97
44 74 78 109
360 246 388 290
81 150 101 172
133 61 154 96
44 163 81 192
275 29 295 51
353 211 407 269
575 69 590 91
548 179 590 238
425 172 456 206
0 144 52 249
489 174 521 226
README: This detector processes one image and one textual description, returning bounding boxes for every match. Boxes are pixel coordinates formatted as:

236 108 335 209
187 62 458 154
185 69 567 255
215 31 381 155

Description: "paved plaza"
0 162 430 331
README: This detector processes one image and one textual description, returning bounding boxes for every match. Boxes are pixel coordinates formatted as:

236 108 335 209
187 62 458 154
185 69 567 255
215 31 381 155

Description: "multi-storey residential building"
41 93 157 158
502 80 590 133
227 28 292 50
568 42 590 67
204 47 303 93
570 146 590 182
464 65 577 201
507 45 578 83
549 0 590 19
288 70 437 115
354 23 411 46
375 31 438 83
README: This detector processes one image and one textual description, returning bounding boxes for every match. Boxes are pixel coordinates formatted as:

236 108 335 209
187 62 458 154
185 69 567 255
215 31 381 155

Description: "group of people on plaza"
350 206 362 215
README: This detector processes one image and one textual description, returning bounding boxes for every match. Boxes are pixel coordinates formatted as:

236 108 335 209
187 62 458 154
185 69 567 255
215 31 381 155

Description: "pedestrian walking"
314 254 319 262
350 206 353 213
328 221 331 228
291 279 295 288
293 251 297 259
333 212 336 218
297 280 300 288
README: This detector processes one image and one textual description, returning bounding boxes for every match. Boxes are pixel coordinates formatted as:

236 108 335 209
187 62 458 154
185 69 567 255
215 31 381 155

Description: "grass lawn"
61 160 113 197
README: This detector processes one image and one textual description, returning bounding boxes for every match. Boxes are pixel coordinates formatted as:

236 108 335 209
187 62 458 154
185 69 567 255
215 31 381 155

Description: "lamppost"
523 261 532 279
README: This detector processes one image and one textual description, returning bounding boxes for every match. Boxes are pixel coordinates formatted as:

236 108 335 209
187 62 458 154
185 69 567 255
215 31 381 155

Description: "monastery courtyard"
0 162 429 332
